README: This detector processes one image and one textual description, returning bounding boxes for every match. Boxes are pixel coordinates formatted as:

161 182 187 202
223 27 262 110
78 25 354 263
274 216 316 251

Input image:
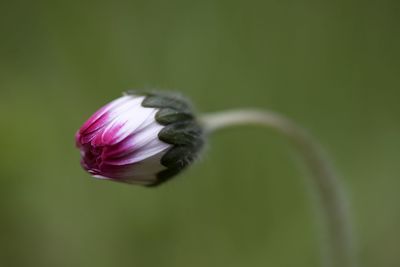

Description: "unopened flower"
75 91 204 186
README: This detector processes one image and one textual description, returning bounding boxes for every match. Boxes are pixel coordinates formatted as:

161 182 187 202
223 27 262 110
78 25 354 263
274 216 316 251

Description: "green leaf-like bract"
126 90 204 186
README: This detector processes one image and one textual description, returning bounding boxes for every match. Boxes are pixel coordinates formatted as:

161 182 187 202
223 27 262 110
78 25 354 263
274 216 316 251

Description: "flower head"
75 91 204 186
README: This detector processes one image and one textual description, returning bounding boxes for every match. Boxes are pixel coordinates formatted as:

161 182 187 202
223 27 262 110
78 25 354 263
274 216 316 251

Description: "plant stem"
200 109 357 267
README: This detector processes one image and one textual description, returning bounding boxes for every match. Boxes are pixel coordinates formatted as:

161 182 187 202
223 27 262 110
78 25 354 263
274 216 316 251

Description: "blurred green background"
0 0 399 266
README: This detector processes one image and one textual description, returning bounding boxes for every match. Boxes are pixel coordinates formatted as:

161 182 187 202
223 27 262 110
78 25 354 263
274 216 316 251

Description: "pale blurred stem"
200 109 357 267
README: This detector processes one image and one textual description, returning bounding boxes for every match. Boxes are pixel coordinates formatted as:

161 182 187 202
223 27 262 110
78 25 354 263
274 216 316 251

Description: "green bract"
126 91 205 186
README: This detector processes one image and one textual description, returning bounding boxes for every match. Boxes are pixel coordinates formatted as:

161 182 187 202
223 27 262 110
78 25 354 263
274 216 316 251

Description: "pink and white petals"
76 95 171 185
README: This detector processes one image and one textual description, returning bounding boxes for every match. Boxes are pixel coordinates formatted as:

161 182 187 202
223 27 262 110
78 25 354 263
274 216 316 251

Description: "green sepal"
124 90 205 187
160 145 198 169
150 144 202 186
158 121 203 146
140 92 192 114
155 108 194 125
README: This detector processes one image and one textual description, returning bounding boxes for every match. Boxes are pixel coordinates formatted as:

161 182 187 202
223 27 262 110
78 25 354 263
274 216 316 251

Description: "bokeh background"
0 0 399 266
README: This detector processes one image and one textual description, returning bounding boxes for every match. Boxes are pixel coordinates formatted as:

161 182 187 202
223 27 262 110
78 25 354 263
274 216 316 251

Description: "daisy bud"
75 91 204 186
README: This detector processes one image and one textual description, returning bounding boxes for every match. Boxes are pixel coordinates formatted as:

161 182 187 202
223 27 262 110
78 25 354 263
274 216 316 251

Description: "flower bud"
75 91 204 186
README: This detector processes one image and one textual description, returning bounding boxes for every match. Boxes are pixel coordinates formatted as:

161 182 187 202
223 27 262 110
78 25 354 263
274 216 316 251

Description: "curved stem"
200 109 357 267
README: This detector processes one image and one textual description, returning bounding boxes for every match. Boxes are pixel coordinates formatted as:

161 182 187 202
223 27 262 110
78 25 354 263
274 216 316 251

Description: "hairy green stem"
200 109 357 267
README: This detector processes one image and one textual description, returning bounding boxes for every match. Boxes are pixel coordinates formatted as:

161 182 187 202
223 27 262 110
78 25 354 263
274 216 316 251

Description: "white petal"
97 96 158 145
128 152 167 177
